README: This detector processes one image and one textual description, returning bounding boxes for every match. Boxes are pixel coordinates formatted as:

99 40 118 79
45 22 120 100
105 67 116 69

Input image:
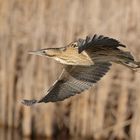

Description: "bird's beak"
28 48 57 57
28 50 45 56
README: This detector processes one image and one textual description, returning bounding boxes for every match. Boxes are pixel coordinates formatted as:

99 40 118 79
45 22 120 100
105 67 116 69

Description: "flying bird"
22 34 140 106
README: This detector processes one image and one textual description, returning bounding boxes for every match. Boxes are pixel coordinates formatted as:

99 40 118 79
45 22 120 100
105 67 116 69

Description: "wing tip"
21 99 38 106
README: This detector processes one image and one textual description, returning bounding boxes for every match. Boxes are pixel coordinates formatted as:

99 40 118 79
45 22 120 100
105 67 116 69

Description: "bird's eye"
42 50 46 54
72 43 77 48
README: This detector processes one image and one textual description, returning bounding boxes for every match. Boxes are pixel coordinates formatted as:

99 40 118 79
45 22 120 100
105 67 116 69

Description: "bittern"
22 34 140 106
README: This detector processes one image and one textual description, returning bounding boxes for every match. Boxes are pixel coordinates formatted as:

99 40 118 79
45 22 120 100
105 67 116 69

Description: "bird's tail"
122 61 140 70
118 53 140 71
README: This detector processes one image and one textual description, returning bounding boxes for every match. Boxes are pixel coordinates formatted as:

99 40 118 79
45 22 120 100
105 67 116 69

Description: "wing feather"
21 62 111 106
78 34 126 53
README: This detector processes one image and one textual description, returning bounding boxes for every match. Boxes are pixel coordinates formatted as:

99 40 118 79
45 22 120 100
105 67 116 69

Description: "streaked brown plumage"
21 34 140 106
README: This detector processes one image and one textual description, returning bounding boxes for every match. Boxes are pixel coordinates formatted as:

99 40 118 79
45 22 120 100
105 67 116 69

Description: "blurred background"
0 0 140 140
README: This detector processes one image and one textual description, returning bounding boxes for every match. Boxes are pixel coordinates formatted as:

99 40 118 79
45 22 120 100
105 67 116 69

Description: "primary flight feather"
21 34 140 106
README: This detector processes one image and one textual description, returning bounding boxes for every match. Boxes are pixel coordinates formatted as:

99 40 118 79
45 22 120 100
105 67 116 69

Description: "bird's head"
28 47 65 57
28 42 93 65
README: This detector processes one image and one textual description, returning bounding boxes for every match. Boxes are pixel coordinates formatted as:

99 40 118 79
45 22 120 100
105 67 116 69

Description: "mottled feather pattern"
22 62 111 106
23 62 111 105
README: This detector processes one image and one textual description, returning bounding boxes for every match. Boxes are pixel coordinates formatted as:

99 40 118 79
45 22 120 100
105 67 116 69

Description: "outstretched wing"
78 34 126 53
21 62 111 106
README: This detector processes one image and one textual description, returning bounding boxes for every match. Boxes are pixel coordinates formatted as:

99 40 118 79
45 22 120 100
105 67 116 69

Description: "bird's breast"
54 51 94 66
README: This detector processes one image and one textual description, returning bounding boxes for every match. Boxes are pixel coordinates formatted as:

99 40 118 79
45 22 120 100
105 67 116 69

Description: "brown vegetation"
0 0 140 139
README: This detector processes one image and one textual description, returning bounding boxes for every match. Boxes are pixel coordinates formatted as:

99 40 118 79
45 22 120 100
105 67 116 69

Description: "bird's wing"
21 62 111 106
78 34 126 53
